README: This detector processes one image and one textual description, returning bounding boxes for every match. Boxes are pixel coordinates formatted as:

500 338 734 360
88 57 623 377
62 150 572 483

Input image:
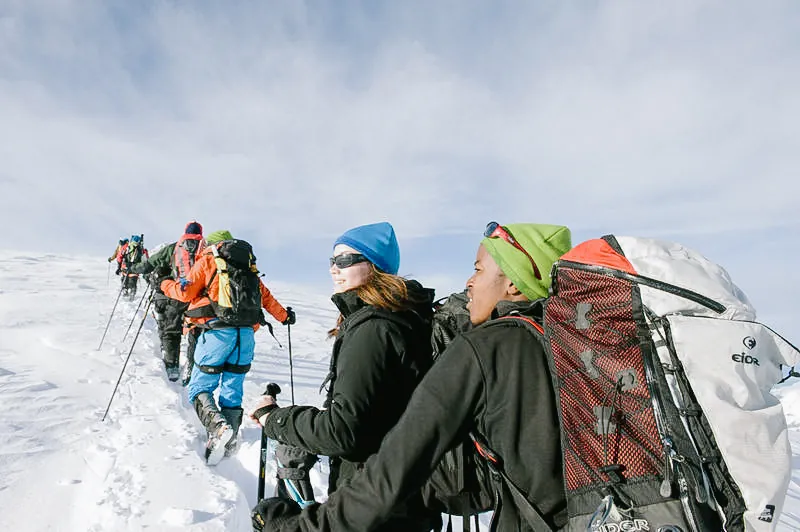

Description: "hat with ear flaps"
481 223 572 300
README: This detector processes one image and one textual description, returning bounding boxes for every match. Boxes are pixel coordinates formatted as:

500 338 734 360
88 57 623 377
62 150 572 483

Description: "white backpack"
543 235 798 532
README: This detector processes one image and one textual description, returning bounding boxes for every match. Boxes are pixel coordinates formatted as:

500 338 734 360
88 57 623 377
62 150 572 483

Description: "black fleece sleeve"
263 320 405 457
262 334 486 532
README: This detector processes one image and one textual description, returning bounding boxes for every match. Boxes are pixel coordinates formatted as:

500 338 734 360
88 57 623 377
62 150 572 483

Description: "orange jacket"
160 247 288 329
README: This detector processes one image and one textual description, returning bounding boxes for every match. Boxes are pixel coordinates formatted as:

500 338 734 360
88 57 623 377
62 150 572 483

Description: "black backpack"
431 289 472 360
207 239 265 328
423 290 495 531
124 239 144 269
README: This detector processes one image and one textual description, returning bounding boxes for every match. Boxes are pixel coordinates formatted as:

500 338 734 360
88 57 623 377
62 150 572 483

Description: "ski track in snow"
0 250 797 531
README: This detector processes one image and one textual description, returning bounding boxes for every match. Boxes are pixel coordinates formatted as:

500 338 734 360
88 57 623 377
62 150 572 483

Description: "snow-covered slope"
0 251 798 531
0 251 337 531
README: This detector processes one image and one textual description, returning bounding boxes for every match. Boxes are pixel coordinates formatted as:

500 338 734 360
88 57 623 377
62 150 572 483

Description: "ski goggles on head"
329 253 370 269
483 221 542 280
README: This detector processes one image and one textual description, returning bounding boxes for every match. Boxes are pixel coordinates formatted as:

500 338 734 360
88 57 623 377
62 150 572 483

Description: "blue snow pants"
187 326 255 408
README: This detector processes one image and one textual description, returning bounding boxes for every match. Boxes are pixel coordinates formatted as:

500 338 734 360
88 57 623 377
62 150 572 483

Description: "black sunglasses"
330 253 370 269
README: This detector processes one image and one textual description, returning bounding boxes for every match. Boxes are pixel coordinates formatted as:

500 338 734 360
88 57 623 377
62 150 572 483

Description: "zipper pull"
660 437 674 498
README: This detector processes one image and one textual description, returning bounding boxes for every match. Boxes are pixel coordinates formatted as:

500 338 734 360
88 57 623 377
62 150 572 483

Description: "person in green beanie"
252 221 572 532
161 229 293 466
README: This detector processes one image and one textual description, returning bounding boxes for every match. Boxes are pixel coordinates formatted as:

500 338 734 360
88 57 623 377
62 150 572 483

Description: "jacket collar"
331 290 368 318
491 298 545 320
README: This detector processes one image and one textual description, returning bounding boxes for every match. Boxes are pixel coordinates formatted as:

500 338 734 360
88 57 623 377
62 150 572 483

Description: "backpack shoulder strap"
499 314 544 335
469 432 554 532
469 313 552 530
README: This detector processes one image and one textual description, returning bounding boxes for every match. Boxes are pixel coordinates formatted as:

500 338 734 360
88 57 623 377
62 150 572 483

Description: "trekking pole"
107 261 111 287
286 307 295 405
258 382 282 502
97 283 126 350
101 295 154 422
122 286 151 342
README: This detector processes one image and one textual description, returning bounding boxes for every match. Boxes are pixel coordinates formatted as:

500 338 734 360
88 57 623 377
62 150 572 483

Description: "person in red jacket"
108 238 128 265
161 229 294 465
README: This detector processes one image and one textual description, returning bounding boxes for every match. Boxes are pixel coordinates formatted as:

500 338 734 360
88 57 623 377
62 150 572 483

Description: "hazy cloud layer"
1 2 798 339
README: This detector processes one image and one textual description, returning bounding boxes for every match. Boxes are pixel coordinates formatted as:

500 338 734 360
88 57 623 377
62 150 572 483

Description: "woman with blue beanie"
251 222 440 531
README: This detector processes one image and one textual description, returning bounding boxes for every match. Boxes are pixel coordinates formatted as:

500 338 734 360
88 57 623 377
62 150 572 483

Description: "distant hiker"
108 238 128 266
118 235 148 299
250 222 440 530
251 222 572 532
130 221 206 383
161 230 292 466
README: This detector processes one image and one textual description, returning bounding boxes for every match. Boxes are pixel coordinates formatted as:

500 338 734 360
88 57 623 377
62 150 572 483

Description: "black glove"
251 497 302 531
282 308 296 326
115 266 121 275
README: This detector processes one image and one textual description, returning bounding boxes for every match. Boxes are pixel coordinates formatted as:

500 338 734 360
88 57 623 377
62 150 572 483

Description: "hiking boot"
220 407 244 457
162 336 181 368
193 392 233 466
165 365 179 382
205 423 234 466
184 332 197 387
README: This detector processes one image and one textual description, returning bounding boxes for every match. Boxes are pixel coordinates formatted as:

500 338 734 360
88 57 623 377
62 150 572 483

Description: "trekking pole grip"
265 382 281 398
258 381 281 503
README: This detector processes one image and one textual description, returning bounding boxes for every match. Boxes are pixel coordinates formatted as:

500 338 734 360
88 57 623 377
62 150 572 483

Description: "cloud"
0 0 798 258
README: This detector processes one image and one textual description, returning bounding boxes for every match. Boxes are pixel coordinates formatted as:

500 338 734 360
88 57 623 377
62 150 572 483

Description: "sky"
2 251 800 531
1 1 798 334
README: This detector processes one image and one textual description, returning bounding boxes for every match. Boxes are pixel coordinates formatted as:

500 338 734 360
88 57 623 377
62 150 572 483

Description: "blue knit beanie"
333 222 400 275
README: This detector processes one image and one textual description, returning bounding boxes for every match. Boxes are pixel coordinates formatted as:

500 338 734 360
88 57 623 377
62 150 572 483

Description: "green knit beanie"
206 230 233 244
481 223 572 300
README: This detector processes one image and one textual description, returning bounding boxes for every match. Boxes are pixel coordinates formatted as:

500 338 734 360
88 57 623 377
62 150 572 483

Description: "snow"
0 250 798 531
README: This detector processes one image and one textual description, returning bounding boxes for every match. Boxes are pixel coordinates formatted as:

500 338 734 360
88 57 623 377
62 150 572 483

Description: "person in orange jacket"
160 229 294 465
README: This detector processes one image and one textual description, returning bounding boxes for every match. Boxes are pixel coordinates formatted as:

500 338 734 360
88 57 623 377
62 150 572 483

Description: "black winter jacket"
262 281 436 493
129 242 176 299
262 301 567 532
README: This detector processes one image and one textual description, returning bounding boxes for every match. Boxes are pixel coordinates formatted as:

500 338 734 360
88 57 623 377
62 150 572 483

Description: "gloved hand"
251 497 302 531
115 266 121 275
282 307 296 326
179 277 190 291
250 394 278 426
107 257 113 263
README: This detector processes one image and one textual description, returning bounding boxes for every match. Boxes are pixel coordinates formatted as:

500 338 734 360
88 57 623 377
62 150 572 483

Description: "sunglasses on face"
483 221 542 280
330 253 370 269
